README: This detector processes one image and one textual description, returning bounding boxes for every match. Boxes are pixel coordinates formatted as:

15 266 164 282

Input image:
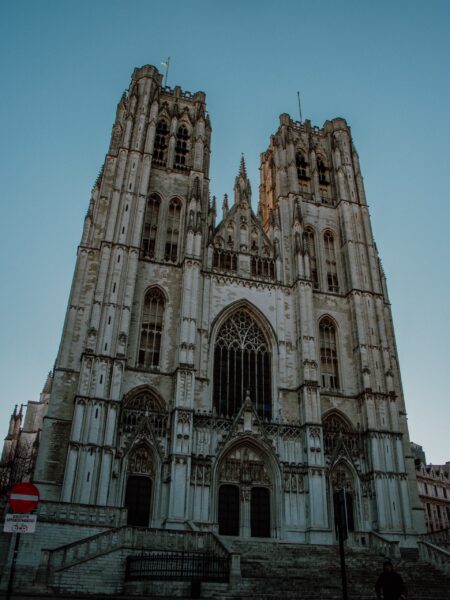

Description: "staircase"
211 538 450 599
32 528 450 599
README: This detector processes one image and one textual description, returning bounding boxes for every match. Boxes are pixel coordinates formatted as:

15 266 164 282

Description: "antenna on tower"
161 57 170 87
297 91 303 122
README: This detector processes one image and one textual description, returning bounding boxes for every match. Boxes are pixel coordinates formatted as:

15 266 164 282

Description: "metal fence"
125 551 230 582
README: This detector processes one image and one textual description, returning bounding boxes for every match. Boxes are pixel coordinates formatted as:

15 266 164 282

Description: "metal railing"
125 551 229 581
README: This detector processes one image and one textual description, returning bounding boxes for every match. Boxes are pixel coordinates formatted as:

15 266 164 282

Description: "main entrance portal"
217 444 273 538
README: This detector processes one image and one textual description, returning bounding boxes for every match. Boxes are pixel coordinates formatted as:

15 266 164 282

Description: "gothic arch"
120 440 162 527
303 223 318 235
210 300 278 352
136 288 167 369
322 409 353 431
321 227 338 239
122 385 166 414
146 189 165 203
210 302 278 419
317 315 342 391
328 458 362 534
211 435 283 538
142 284 169 304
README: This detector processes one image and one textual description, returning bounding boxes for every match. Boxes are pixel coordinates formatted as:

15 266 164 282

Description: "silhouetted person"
375 559 407 600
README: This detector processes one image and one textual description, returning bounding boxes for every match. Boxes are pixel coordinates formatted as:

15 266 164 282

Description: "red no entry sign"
8 483 40 514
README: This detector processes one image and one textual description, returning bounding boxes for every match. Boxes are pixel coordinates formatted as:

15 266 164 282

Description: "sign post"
4 482 39 600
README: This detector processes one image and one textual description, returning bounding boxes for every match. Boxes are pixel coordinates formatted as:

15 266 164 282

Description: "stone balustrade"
417 540 450 574
367 531 401 558
38 500 127 527
40 525 232 585
420 527 450 548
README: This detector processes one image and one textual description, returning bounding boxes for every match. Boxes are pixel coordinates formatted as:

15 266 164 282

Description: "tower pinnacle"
239 153 247 178
234 154 251 205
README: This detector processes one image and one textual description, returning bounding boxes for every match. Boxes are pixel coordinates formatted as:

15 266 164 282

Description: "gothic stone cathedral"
2 64 425 593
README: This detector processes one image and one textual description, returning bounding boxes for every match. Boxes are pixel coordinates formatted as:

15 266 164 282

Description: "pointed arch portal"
124 445 154 527
217 443 272 538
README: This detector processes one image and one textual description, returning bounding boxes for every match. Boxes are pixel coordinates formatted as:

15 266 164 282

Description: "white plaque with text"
3 513 37 533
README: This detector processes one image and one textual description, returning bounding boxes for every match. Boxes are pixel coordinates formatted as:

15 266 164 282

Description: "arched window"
120 388 167 436
322 412 350 455
296 152 309 180
303 227 319 289
138 288 165 368
141 194 160 258
213 247 238 272
165 198 182 262
319 317 339 390
153 119 169 166
174 124 190 171
317 156 328 185
213 309 271 419
324 231 339 292
251 256 275 279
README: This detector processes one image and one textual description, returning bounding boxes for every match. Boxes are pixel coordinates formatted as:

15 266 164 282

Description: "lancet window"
153 119 169 166
213 310 272 419
165 198 182 262
141 194 161 258
317 156 329 185
213 248 238 272
303 227 319 289
296 152 309 180
319 317 340 390
250 256 275 279
174 124 190 171
138 288 165 369
324 231 339 292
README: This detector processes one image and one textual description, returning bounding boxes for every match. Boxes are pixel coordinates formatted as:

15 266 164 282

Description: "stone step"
225 539 450 600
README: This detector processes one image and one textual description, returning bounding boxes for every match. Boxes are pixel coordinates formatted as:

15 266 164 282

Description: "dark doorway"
125 475 152 526
251 487 270 537
218 484 239 535
333 490 354 537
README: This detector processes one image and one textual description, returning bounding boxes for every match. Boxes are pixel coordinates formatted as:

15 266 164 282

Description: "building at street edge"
411 443 450 533
0 64 426 593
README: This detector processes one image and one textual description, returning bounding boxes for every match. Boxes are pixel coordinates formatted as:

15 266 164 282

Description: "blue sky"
0 0 449 463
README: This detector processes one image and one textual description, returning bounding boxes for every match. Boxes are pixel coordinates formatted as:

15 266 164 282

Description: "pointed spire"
222 193 229 218
234 154 251 205
239 153 247 178
210 195 216 213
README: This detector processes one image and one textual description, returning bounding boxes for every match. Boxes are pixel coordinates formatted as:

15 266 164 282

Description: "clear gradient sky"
0 1 449 463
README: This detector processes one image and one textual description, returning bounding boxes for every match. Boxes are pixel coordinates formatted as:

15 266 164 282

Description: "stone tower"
34 65 211 525
29 65 423 545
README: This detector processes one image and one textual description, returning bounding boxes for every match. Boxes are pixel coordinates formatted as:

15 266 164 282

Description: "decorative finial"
239 153 247 178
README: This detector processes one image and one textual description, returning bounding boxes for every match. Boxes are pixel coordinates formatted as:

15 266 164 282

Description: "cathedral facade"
10 65 424 553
